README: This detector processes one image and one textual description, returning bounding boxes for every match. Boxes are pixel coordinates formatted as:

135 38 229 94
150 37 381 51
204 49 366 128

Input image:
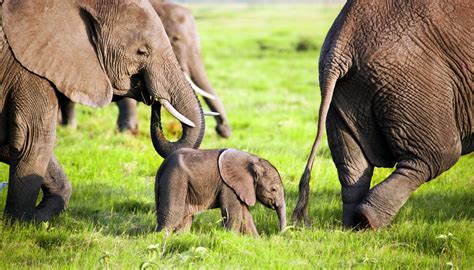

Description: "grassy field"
1 4 473 269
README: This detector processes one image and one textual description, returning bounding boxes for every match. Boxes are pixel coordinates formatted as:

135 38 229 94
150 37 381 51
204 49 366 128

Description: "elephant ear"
2 0 112 107
218 149 258 207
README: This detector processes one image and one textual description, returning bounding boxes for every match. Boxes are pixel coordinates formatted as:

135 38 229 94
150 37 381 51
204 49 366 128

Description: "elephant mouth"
129 74 153 105
128 73 198 128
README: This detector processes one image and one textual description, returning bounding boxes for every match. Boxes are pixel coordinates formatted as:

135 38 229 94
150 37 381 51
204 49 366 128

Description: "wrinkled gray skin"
0 0 204 222
293 0 473 229
60 0 232 138
155 148 286 236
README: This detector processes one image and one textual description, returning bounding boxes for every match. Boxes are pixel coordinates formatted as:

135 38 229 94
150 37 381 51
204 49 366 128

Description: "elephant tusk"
158 98 196 128
184 74 216 100
204 111 220 116
0 182 7 192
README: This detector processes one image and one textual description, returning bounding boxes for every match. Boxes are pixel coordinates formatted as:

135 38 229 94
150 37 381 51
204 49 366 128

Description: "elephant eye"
171 36 180 43
271 187 277 192
136 46 150 57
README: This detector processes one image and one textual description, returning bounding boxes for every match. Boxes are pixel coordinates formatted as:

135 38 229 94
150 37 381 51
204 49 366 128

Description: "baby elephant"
155 148 286 236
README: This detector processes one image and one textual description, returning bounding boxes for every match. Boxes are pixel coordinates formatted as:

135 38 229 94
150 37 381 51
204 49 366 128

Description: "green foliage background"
0 4 473 269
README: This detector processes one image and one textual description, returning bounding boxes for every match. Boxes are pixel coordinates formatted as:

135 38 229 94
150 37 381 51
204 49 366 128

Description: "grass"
1 4 473 269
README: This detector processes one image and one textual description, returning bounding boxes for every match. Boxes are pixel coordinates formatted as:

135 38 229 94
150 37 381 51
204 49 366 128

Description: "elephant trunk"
276 200 287 232
146 50 205 158
187 54 231 138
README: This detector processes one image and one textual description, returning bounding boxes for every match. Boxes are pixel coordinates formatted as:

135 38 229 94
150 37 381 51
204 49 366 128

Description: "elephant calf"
155 148 286 236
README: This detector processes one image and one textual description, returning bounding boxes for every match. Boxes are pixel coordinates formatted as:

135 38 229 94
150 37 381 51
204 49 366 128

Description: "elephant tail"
292 0 354 225
292 66 342 225
303 70 339 180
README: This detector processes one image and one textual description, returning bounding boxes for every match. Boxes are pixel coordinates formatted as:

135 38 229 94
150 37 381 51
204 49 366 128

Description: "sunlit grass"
0 4 473 269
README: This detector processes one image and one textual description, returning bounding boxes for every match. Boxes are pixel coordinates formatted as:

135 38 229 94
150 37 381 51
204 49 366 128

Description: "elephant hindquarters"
373 85 462 179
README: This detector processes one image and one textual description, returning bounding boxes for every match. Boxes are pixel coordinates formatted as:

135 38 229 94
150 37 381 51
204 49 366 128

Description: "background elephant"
292 0 473 229
59 0 232 138
155 148 286 236
0 0 205 221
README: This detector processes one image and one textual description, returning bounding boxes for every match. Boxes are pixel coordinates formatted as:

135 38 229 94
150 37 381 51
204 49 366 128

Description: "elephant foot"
342 203 367 229
355 202 392 230
117 121 139 136
355 167 426 230
216 124 232 138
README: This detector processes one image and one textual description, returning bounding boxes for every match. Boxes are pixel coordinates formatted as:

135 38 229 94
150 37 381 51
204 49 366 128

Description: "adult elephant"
59 0 232 138
0 0 205 222
293 0 473 229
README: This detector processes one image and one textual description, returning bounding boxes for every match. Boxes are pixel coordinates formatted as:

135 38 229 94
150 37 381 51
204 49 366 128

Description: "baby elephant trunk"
276 201 287 232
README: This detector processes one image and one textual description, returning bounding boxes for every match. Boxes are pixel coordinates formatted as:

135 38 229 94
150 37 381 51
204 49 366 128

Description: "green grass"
1 4 473 269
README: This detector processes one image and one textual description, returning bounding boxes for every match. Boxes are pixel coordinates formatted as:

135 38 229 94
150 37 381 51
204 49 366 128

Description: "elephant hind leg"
35 155 72 222
326 109 374 228
364 85 463 229
356 161 430 229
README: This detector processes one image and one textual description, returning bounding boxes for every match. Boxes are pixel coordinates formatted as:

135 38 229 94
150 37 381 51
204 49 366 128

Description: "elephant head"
2 0 205 157
218 149 286 232
151 1 232 138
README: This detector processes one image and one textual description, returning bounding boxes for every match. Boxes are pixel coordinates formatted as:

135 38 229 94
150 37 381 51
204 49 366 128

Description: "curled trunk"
146 49 205 158
150 89 205 158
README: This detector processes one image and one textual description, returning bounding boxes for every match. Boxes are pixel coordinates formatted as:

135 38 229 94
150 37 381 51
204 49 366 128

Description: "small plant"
139 244 161 270
97 251 115 270
436 233 461 258
35 222 68 249
139 234 169 269
178 246 209 263
358 254 378 265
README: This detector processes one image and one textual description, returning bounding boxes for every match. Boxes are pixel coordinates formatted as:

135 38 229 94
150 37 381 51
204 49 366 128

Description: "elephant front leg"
116 98 139 135
5 80 59 222
241 207 258 236
1 147 71 221
155 171 188 233
35 155 72 221
6 121 57 220
220 188 247 234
